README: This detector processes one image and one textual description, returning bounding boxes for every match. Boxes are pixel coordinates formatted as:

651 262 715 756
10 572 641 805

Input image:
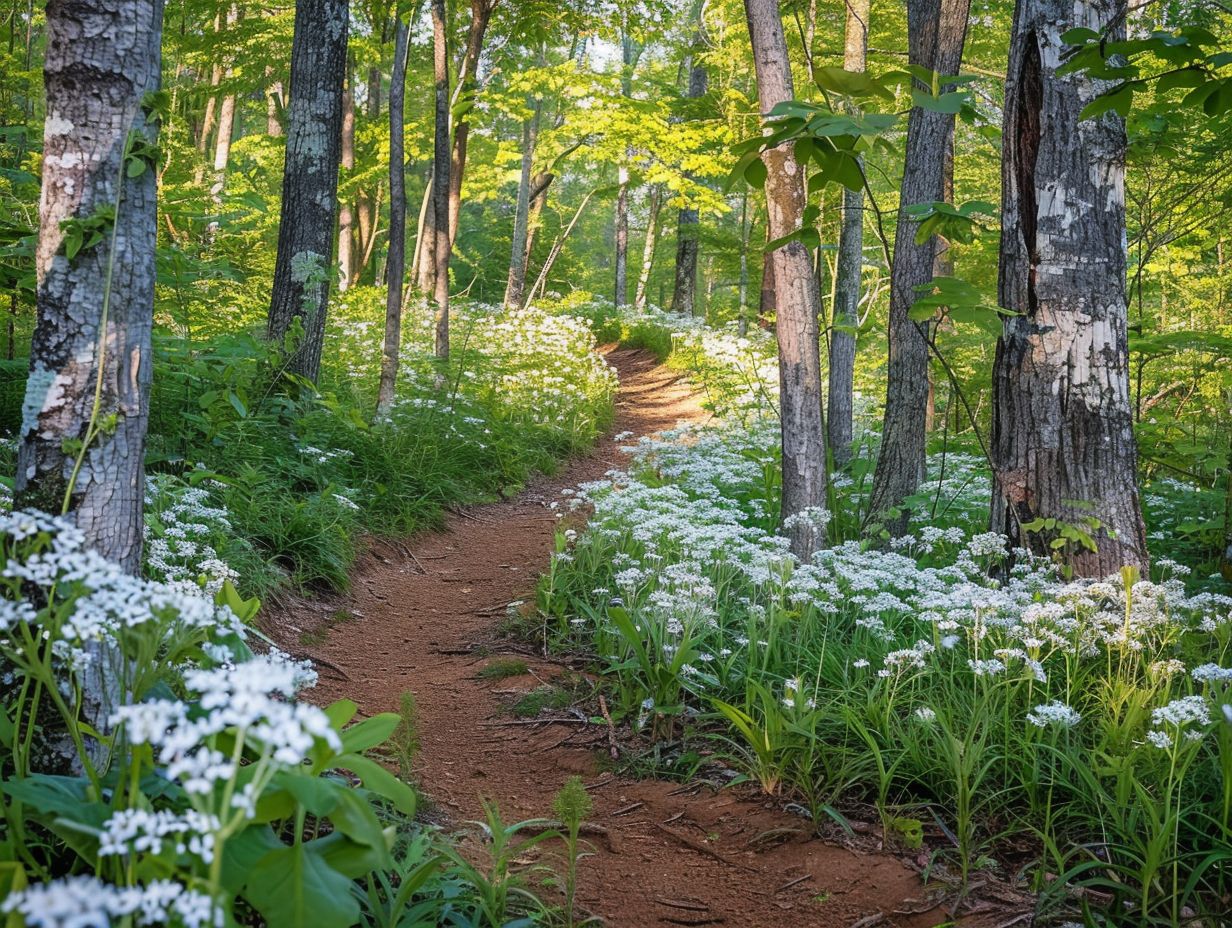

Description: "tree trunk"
743 0 827 559
528 185 600 305
737 192 751 334
990 0 1147 575
634 185 663 312
867 0 970 533
614 163 630 308
524 171 554 267
338 78 355 292
266 74 284 136
448 0 496 251
208 4 239 199
431 0 450 359
504 100 542 308
266 0 349 383
670 26 708 316
378 19 409 415
827 0 869 469
194 12 223 185
15 0 164 759
356 64 381 286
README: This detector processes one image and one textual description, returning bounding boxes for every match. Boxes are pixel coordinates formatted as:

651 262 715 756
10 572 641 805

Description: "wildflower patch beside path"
278 348 975 928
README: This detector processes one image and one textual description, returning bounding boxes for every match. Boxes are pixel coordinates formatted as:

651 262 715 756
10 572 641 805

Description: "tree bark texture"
15 0 164 763
827 0 869 469
614 162 629 308
266 0 348 383
17 0 164 571
991 0 1147 575
431 0 450 359
743 0 827 560
671 26 708 316
867 0 970 532
378 18 408 415
634 184 663 312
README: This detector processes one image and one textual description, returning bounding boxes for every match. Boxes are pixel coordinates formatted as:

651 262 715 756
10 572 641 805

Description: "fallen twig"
652 824 756 873
655 899 709 912
775 874 813 893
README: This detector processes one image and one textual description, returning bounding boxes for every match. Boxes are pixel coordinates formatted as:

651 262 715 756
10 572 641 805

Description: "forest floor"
273 349 1027 928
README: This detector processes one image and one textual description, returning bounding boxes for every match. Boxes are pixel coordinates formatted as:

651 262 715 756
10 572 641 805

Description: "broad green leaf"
245 843 360 928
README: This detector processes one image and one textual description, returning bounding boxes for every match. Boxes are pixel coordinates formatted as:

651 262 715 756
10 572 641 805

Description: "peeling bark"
15 0 164 764
266 0 349 382
991 0 1147 575
743 0 827 559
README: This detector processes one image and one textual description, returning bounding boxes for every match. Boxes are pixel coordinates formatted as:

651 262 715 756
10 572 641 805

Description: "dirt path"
278 349 970 928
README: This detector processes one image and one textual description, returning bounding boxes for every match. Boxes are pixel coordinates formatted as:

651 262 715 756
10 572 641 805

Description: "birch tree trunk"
634 185 663 312
431 0 450 359
827 0 869 469
867 0 970 533
743 0 827 559
991 0 1148 575
504 100 542 309
377 18 408 415
15 0 164 761
266 0 348 382
338 78 355 292
671 26 708 316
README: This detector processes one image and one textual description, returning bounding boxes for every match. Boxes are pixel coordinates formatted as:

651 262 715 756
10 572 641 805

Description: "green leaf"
220 825 283 895
333 752 417 817
340 712 400 755
1080 84 1134 120
744 156 767 189
245 843 361 928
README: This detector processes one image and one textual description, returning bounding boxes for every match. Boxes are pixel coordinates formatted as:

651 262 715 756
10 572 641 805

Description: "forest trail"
279 349 971 928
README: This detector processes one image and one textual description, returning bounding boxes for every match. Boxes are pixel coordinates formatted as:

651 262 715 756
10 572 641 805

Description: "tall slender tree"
991 0 1148 574
378 17 410 415
634 185 664 311
867 0 970 532
338 75 356 291
431 0 451 359
266 0 349 382
670 22 708 316
504 96 543 308
448 0 499 251
743 0 827 559
827 0 869 468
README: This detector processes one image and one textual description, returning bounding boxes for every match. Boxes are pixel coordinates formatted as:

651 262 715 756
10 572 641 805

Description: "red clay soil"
274 349 1030 928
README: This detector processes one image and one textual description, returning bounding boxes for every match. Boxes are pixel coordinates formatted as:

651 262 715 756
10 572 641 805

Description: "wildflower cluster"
540 302 1232 920
0 511 415 928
